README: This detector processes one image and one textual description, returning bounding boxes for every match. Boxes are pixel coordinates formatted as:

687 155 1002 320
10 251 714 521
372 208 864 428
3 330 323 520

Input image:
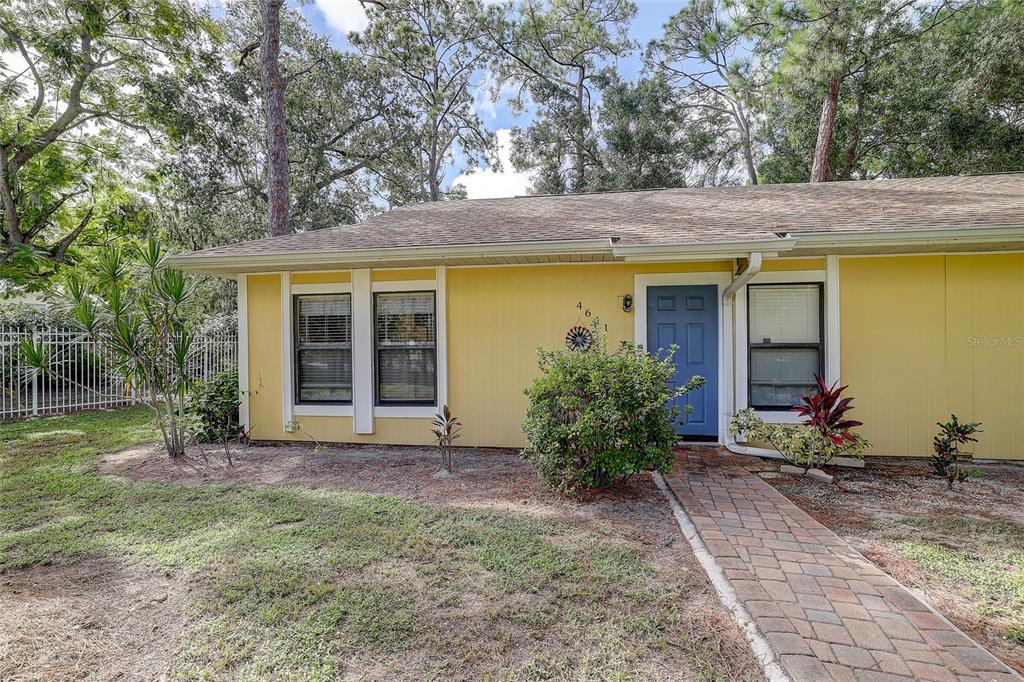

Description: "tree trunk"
572 68 587 193
810 75 842 183
810 36 849 184
840 77 868 181
260 0 290 237
741 125 758 185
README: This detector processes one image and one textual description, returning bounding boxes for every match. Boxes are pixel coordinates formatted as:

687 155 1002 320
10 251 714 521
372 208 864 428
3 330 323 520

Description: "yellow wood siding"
840 255 1024 459
291 272 351 284
246 274 284 440
242 256 1023 459
447 262 733 447
372 268 436 281
760 257 826 271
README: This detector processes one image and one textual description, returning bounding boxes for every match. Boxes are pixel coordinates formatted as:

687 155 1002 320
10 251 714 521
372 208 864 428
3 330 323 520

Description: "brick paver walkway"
663 448 1022 682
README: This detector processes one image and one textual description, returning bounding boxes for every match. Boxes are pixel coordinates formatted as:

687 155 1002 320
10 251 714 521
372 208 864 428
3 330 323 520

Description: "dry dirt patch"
0 558 185 682
102 442 692 547
97 442 763 680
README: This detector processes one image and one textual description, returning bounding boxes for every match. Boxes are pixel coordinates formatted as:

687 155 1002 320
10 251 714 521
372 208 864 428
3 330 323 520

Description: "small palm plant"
20 238 197 458
432 404 462 473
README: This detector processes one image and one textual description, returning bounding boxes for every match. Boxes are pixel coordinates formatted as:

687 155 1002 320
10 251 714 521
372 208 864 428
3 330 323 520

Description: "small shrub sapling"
932 415 982 489
432 404 461 473
185 369 246 464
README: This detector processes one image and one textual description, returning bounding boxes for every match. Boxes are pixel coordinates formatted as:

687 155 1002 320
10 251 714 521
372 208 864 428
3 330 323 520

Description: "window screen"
294 294 352 403
375 291 436 404
748 283 823 409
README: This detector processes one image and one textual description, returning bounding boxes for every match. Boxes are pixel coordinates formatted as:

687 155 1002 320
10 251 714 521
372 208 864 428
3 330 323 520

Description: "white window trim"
281 270 446 429
371 279 436 292
370 271 446 419
283 279 356 422
634 272 733 444
352 269 374 433
735 268 836 424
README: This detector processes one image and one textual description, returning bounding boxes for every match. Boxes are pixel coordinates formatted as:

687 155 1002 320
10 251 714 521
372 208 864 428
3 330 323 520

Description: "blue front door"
647 285 719 438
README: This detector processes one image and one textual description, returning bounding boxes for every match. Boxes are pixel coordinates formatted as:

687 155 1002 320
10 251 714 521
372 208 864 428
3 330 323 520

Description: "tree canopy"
2 0 1022 293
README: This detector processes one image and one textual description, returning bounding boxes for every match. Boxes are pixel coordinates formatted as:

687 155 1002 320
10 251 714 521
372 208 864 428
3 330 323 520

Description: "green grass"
884 516 1024 642
0 408 736 681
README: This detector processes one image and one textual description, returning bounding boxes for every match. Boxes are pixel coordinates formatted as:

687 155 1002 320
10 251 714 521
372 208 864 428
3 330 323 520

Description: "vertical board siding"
840 254 1024 459
447 262 734 448
247 274 285 440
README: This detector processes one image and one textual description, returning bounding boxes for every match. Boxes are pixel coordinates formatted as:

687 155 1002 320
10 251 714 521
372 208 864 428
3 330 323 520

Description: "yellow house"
168 174 1024 461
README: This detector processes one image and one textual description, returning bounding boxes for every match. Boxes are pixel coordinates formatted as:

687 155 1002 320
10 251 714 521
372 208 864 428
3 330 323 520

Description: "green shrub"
186 370 243 444
932 415 982 489
729 376 870 470
522 324 704 495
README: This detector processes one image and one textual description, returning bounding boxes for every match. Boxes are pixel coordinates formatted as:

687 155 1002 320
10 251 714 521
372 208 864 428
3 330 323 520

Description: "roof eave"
164 238 614 276
790 225 1024 249
610 237 797 261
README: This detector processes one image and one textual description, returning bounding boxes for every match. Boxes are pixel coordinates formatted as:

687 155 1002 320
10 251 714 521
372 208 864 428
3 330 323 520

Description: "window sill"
375 405 437 419
294 404 354 417
755 410 803 424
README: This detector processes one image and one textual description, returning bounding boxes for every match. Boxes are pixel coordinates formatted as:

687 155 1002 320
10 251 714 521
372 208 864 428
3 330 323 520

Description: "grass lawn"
766 459 1024 674
0 408 757 681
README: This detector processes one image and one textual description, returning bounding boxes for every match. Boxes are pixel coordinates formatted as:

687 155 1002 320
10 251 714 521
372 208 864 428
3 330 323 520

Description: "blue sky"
299 1 684 197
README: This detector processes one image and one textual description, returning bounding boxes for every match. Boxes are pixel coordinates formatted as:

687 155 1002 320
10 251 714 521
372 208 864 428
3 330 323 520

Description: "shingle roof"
174 174 1024 260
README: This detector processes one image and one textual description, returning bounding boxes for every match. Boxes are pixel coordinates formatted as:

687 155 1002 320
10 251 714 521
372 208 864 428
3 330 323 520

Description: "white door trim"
635 272 733 443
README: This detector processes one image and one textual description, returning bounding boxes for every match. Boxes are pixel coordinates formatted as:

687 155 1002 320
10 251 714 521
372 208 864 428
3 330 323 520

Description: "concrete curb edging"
653 471 792 682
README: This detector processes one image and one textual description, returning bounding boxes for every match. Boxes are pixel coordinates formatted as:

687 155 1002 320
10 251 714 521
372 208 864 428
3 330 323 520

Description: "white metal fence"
0 325 237 421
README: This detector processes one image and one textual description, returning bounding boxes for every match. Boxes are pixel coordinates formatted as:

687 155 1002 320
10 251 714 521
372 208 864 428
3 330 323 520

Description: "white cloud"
452 128 536 199
314 0 369 35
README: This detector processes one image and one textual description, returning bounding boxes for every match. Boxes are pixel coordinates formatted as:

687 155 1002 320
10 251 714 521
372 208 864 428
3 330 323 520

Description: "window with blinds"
375 291 436 404
294 294 352 403
748 283 823 409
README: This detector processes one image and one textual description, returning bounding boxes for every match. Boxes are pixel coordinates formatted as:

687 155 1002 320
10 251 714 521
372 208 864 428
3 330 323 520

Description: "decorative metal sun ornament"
565 325 594 352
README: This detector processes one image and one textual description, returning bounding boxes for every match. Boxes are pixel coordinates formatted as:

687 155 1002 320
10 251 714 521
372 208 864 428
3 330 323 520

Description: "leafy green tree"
647 0 765 184
594 76 737 189
0 0 212 285
352 0 496 201
757 0 1024 182
481 0 637 194
745 0 957 182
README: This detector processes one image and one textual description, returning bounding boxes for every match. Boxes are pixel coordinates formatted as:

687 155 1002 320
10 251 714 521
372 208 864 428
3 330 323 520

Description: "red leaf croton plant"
794 374 864 446
729 374 871 470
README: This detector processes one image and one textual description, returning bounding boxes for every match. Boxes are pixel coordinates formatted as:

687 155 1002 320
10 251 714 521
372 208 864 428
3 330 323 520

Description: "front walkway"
663 448 1021 682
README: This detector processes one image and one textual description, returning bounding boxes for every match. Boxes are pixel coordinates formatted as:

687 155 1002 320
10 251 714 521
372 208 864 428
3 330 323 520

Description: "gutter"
165 235 801 276
164 238 614 274
611 237 797 261
791 225 1024 249
718 253 781 460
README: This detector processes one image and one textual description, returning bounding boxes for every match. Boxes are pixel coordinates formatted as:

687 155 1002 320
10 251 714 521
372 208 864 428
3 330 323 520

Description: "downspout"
721 254 864 467
721 253 784 459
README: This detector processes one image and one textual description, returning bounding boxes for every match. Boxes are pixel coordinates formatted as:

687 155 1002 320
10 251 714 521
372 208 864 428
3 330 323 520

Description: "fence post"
30 325 39 417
